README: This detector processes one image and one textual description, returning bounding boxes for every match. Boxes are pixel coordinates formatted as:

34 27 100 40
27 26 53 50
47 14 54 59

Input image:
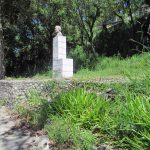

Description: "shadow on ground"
0 106 50 150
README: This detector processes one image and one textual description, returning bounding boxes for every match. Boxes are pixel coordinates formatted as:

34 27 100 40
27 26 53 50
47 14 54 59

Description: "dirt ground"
0 106 51 150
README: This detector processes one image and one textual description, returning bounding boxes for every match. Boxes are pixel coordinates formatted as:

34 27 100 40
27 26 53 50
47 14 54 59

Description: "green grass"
15 90 51 129
32 69 52 79
13 52 150 149
74 52 150 80
6 70 52 80
14 75 150 149
45 116 95 149
6 52 150 81
48 81 150 149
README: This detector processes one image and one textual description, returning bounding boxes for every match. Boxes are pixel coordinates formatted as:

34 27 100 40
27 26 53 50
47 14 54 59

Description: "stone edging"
0 80 45 101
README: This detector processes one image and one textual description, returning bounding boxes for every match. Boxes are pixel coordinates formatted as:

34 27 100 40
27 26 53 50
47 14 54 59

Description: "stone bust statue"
53 25 63 37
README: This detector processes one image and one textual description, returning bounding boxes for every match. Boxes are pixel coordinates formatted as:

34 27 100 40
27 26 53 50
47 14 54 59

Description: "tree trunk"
0 0 5 79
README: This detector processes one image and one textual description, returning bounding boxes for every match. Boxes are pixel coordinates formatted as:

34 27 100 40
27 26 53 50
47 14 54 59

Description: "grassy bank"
14 74 150 149
6 52 150 81
74 52 150 80
33 52 150 80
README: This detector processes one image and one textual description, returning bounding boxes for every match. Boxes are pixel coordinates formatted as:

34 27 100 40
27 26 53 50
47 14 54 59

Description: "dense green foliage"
15 77 150 149
14 55 150 149
1 0 149 76
18 52 149 80
74 52 150 80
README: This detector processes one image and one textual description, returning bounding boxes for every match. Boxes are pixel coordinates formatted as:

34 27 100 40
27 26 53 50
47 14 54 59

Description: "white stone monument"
53 26 73 78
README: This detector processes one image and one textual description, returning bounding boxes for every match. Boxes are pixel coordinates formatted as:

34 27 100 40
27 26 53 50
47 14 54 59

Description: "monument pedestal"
53 36 73 79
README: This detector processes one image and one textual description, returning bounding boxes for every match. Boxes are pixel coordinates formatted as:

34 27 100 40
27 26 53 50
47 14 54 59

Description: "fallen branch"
130 38 150 51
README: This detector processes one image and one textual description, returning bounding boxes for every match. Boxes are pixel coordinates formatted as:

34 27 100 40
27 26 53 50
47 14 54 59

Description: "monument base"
53 58 73 79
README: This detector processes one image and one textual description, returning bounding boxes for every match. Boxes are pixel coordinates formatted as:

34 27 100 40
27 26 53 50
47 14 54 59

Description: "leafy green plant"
50 89 111 128
45 116 95 150
69 45 88 70
14 72 150 149
49 85 150 149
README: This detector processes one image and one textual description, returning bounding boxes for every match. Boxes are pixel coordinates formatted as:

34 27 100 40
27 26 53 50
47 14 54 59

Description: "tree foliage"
1 0 149 76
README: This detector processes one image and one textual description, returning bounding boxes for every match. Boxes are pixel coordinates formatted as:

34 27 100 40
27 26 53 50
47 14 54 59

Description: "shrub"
50 89 111 129
69 45 98 71
69 45 87 70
